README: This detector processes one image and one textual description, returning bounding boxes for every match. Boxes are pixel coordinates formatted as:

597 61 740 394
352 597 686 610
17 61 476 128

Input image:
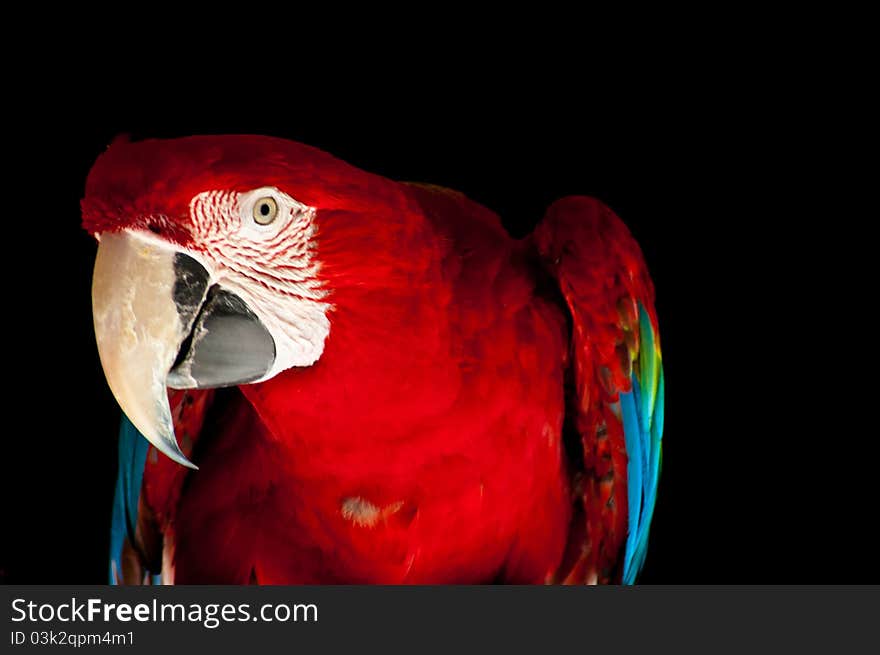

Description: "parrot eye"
252 197 278 225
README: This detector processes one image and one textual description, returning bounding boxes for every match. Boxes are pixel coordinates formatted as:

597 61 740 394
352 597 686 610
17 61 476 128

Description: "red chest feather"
146 184 574 583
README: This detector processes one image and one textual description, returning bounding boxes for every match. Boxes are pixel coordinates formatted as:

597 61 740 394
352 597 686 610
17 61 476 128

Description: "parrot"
81 135 664 585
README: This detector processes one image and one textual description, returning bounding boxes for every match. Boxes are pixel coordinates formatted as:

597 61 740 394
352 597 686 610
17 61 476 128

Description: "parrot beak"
92 231 276 468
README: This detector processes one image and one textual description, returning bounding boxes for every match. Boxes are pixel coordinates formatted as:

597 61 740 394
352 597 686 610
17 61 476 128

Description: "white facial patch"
188 187 332 379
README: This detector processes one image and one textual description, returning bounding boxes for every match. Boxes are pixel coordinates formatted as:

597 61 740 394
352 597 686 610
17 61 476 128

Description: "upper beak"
92 231 275 468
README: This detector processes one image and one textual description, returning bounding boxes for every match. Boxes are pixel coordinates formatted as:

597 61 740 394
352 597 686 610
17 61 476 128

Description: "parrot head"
82 135 418 468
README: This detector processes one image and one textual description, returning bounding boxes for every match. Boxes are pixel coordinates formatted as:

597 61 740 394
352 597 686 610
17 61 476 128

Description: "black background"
0 73 864 584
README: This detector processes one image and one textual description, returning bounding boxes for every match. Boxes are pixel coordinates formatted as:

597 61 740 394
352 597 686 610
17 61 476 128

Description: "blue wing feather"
620 390 643 580
109 414 150 584
621 303 664 584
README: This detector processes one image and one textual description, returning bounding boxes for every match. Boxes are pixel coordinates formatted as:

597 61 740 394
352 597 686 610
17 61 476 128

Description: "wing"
534 196 665 584
109 389 214 584
109 414 152 584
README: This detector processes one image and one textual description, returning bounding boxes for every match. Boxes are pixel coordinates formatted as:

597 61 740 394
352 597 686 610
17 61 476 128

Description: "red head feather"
81 134 407 247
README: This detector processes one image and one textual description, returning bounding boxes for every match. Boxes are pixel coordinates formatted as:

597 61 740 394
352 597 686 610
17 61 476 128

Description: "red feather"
87 137 661 583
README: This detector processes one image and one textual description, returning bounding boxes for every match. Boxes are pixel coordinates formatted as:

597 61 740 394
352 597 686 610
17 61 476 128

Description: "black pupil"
260 203 271 216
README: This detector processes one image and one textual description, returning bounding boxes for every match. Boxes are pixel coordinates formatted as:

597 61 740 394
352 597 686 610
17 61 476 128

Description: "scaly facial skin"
91 185 332 467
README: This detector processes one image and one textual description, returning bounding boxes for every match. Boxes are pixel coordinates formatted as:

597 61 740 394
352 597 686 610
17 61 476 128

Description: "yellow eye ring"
253 197 278 225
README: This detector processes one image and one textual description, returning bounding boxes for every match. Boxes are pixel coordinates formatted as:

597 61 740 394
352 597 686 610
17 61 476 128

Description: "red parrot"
82 135 664 585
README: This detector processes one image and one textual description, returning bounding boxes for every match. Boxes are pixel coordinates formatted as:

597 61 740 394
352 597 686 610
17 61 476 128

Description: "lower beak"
92 231 275 468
